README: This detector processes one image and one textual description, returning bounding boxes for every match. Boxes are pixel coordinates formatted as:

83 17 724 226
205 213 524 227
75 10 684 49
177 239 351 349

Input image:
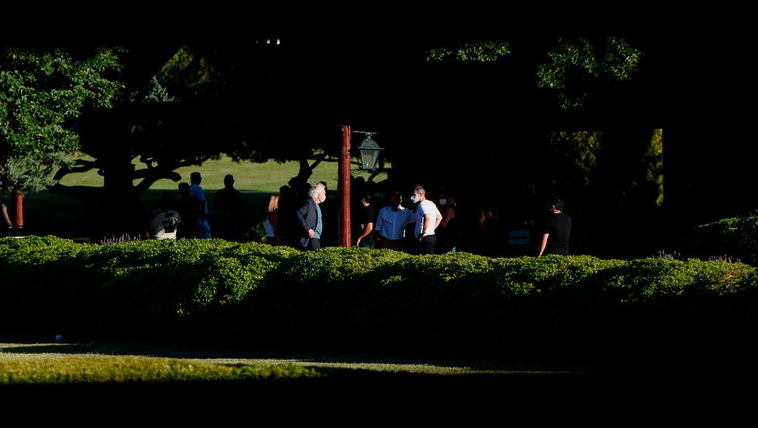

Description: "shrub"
1 236 757 366
676 212 758 265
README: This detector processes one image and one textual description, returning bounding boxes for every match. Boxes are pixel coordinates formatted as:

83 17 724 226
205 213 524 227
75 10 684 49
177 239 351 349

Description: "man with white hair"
296 182 326 250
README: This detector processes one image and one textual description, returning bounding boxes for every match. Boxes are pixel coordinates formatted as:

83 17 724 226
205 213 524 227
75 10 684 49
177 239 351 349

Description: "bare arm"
422 213 440 236
434 212 442 231
1 203 12 228
537 233 549 257
355 222 374 246
440 206 456 228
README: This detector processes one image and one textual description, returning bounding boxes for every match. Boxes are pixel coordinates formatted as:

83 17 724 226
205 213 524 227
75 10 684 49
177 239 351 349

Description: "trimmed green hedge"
1 236 757 365
676 212 758 265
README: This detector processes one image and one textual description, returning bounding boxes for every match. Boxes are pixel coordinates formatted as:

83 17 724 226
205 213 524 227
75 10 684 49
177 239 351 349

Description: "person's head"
388 191 402 210
359 191 372 207
224 174 235 188
190 172 202 185
547 195 564 212
438 189 455 208
309 182 327 203
410 185 426 204
178 182 191 198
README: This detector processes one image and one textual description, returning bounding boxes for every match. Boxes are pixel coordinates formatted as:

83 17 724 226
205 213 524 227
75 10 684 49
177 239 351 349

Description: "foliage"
547 130 602 187
1 237 756 363
676 212 758 265
0 48 123 193
536 37 642 109
644 128 664 206
129 46 225 103
426 41 511 62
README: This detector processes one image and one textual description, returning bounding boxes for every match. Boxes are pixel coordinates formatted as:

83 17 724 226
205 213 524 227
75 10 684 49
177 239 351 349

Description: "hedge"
676 212 758 265
2 236 757 366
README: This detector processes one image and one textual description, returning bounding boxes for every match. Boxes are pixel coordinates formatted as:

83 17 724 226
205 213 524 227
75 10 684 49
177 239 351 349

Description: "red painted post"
13 190 23 229
339 125 352 247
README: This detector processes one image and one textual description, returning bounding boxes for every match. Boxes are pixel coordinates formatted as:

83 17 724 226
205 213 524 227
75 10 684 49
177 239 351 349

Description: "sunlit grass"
0 354 319 385
21 154 389 238
0 342 582 384
58 154 388 192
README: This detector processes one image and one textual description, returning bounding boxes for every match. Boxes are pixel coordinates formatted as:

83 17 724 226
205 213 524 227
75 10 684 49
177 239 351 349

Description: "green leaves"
537 36 642 109
0 48 124 193
426 41 511 62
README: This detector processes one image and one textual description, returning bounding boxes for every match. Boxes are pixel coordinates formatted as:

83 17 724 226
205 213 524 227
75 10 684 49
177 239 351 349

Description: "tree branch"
52 159 100 181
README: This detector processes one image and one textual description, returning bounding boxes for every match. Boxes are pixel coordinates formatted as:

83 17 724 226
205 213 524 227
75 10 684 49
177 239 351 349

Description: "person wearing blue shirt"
374 190 414 252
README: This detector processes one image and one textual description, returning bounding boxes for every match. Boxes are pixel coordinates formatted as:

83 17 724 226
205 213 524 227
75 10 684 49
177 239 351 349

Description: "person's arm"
537 233 549 257
145 213 156 240
355 221 374 246
440 206 456 228
1 203 12 229
421 213 435 237
434 211 442 231
296 202 315 238
374 210 384 234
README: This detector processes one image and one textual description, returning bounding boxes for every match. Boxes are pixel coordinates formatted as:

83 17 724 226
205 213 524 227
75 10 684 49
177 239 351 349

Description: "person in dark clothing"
211 174 243 241
537 195 572 256
296 182 326 250
353 191 375 248
176 182 201 239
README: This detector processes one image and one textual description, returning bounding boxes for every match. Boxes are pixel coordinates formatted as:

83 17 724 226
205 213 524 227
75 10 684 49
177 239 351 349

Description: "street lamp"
355 131 384 171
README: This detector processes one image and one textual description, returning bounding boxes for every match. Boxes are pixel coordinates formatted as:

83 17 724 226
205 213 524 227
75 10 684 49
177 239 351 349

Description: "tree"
536 36 642 109
426 41 511 62
54 43 352 207
0 48 123 228
46 45 236 240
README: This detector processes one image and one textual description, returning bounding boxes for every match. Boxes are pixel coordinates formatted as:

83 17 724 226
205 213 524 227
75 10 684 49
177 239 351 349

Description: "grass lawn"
0 342 577 382
17 156 388 239
0 341 738 419
0 344 578 419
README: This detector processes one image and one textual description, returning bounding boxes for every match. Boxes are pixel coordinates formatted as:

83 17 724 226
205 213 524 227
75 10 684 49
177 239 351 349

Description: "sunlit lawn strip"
0 355 320 385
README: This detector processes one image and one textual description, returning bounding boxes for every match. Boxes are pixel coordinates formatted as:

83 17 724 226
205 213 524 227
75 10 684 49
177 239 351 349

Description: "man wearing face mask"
296 182 326 250
375 190 415 252
411 185 442 254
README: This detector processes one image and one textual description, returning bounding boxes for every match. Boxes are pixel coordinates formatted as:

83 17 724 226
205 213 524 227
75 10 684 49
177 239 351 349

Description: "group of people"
146 173 571 257
262 181 572 257
144 172 242 241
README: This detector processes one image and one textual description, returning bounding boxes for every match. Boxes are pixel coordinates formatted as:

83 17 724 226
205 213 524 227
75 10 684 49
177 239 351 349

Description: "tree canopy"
536 37 642 109
0 48 123 193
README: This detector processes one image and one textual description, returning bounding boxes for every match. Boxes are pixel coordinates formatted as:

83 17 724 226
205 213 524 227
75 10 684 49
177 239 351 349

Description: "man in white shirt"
375 191 414 252
410 185 442 254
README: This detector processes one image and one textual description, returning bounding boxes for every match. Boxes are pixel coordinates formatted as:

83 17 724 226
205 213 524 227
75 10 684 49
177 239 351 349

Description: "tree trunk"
296 157 313 183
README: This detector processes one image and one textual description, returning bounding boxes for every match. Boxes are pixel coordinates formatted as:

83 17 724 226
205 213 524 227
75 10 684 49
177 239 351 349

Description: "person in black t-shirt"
354 191 375 249
537 195 572 256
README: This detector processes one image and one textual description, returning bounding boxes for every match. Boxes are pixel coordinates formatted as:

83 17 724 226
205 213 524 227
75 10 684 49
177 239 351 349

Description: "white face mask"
410 194 420 204
438 198 447 206
320 193 327 203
